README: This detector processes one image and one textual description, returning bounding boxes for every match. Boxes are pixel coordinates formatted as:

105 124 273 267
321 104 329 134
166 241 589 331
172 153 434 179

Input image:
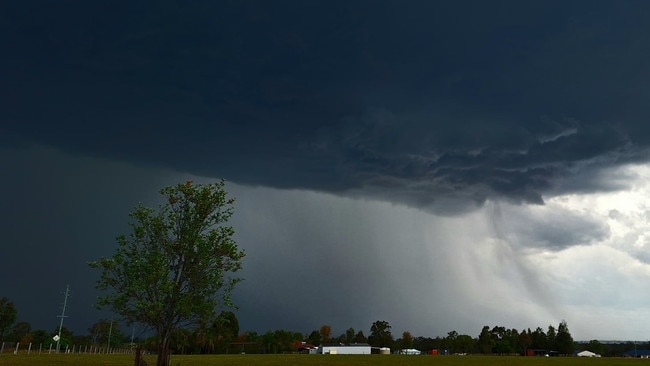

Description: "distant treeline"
0 298 645 356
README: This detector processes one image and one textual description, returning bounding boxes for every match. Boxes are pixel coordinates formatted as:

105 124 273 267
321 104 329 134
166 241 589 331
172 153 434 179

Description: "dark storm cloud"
2 1 650 212
0 144 173 333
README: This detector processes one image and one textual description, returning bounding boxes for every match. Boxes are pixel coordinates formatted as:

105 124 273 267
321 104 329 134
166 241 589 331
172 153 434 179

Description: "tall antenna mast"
55 285 70 352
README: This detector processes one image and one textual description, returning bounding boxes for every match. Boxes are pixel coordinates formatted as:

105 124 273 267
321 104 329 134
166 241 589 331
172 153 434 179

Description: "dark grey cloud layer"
0 145 172 335
3 1 650 212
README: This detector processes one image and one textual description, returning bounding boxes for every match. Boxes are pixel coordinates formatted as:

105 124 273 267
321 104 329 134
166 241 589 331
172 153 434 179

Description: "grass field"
0 354 646 366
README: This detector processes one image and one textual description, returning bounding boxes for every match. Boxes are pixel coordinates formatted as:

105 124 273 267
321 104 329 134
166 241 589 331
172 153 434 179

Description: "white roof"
577 350 598 357
401 348 421 355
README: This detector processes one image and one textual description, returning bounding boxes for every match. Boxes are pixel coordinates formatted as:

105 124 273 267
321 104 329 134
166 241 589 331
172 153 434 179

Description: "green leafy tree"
505 328 520 354
369 320 393 347
530 327 546 349
518 329 532 354
262 331 277 353
89 180 245 366
546 325 557 350
555 320 574 354
443 330 458 353
44 326 74 351
72 334 92 348
193 320 214 354
585 339 605 355
30 329 50 346
88 319 124 348
413 336 436 353
9 321 31 343
334 332 346 343
398 331 414 351
0 297 17 342
170 328 192 354
455 334 475 354
307 330 321 345
208 310 240 353
260 329 301 353
477 326 494 354
216 311 239 342
353 330 367 344
491 326 513 354
345 328 355 343
238 331 260 354
192 312 239 354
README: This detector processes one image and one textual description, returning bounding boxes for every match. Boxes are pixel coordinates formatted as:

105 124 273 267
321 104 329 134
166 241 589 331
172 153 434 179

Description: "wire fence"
0 341 135 356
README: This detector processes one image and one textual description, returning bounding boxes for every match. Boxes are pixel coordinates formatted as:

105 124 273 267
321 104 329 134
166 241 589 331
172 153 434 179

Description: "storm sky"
2 1 650 341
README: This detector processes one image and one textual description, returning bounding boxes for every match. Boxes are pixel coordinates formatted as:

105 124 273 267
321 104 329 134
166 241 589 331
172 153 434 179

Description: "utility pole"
107 319 113 352
56 285 70 353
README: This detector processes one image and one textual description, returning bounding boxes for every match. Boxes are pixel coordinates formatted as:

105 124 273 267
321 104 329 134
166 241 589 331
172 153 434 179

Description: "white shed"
318 343 371 355
400 348 422 355
577 350 600 357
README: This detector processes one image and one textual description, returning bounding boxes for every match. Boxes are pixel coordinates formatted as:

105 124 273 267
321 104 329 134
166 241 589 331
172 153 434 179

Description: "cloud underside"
4 104 646 215
2 2 650 214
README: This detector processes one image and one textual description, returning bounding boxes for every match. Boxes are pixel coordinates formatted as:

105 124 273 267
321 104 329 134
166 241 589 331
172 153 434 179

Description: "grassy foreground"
0 353 644 366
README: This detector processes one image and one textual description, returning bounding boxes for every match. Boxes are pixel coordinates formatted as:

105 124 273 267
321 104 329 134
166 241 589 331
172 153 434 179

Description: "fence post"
14 342 19 355
28 343 32 354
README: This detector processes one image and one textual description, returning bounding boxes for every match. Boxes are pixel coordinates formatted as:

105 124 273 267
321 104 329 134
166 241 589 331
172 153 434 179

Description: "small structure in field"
400 348 421 355
576 350 600 357
318 343 371 354
623 349 650 358
292 341 318 354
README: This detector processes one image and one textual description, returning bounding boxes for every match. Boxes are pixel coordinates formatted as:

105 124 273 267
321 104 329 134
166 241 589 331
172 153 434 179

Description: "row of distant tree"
0 297 644 357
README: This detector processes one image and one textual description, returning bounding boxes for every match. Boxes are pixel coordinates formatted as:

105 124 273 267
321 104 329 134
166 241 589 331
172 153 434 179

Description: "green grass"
0 354 645 366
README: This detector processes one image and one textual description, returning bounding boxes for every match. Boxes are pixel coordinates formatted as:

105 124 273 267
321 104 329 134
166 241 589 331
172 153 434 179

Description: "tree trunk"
134 347 141 366
134 346 149 366
156 339 170 366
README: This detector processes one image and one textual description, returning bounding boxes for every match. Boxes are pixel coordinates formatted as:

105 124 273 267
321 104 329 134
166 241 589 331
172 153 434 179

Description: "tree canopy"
555 320 574 354
89 180 245 366
369 320 393 347
0 297 17 343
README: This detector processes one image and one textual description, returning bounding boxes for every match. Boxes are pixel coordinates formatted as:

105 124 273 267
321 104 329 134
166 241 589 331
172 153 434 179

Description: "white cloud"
521 164 650 339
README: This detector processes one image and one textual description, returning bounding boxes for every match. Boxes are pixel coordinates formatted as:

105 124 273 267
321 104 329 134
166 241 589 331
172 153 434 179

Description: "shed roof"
320 343 371 347
576 350 597 357
623 349 650 356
